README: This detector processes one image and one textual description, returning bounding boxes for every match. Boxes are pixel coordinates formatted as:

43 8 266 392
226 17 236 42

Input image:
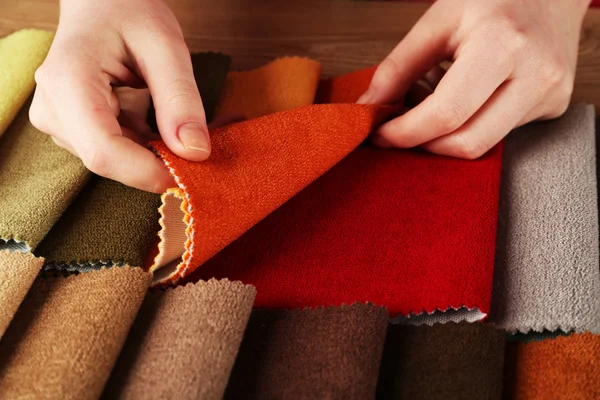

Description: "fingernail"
371 135 393 149
357 90 373 105
178 122 210 153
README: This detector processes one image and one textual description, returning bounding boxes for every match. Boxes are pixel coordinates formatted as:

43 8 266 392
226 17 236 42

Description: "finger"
118 109 153 137
372 37 513 148
422 80 533 159
423 65 447 89
405 81 433 108
114 87 151 119
51 136 77 155
129 33 211 161
357 4 459 105
52 71 174 193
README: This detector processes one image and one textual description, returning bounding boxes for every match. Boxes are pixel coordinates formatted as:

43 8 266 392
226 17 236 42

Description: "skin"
31 0 591 193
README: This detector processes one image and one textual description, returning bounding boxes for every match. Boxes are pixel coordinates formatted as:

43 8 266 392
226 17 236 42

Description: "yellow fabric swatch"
214 57 322 119
0 29 54 137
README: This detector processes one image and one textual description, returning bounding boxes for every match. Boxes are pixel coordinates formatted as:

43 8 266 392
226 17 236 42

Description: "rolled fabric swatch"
0 29 54 137
103 279 256 400
224 303 388 400
36 177 161 270
149 103 395 285
490 104 600 334
504 333 600 399
0 267 151 400
214 57 322 119
0 250 44 338
376 323 506 400
146 52 231 130
188 68 501 322
0 102 89 251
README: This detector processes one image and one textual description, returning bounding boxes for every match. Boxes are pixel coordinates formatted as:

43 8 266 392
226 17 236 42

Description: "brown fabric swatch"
225 303 388 400
0 101 89 251
103 279 256 400
147 52 231 130
35 176 161 269
376 323 506 400
0 267 151 400
505 333 600 400
0 250 43 338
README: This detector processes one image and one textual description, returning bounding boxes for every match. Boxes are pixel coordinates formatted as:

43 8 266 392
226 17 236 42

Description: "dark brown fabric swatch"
103 279 256 400
225 303 388 400
147 51 231 130
376 322 506 400
0 267 151 400
35 177 161 269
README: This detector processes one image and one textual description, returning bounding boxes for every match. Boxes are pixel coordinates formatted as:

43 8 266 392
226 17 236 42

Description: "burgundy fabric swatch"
188 68 502 321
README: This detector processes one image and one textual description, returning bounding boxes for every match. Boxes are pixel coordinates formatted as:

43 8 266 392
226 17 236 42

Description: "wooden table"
2 0 600 111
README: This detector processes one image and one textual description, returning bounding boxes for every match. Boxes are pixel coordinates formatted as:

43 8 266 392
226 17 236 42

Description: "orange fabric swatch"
506 333 600 399
149 104 394 285
214 57 322 119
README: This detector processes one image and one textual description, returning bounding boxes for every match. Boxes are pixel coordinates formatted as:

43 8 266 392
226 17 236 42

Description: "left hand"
358 0 590 159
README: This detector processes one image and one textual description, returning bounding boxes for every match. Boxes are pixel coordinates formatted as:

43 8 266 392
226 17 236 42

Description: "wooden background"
2 0 600 110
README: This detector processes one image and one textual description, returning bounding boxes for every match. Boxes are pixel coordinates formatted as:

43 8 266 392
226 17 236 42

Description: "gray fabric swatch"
490 104 600 334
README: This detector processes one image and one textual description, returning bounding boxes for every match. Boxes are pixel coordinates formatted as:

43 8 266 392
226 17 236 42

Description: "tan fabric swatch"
0 102 89 251
103 279 256 400
0 250 44 338
0 267 151 400
36 176 161 269
225 303 388 400
0 29 54 137
376 322 506 400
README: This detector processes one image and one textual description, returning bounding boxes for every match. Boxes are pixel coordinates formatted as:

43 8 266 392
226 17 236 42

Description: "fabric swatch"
0 101 90 252
504 333 600 399
315 64 378 104
0 250 44 338
224 303 388 400
147 52 231 130
149 103 394 285
215 57 322 119
0 29 54 137
0 267 151 400
376 323 506 400
103 279 255 400
191 141 501 319
490 104 600 334
36 176 161 269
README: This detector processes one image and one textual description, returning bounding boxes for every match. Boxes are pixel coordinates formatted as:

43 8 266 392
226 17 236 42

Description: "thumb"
137 38 210 161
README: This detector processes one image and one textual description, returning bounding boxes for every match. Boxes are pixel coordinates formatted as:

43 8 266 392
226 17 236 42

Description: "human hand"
30 0 211 193
359 0 590 159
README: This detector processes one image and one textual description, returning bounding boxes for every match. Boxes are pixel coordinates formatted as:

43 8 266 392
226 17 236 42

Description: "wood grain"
1 0 599 110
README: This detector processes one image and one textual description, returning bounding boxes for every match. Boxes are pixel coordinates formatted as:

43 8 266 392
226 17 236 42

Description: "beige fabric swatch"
0 101 89 251
103 279 256 400
0 267 151 400
0 250 44 339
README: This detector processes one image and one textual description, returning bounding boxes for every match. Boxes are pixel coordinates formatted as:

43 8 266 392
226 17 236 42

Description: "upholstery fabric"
0 250 44 338
0 29 53 137
225 303 388 400
490 104 600 334
103 279 255 400
0 267 151 400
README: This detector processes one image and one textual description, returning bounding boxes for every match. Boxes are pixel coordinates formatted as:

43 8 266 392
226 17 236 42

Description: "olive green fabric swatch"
376 322 506 400
36 176 161 269
103 279 256 400
0 266 151 400
0 250 44 339
0 101 89 251
147 52 232 131
225 303 389 400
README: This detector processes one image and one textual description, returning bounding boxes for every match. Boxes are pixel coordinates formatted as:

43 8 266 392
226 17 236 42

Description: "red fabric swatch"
149 104 394 285
188 69 503 320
